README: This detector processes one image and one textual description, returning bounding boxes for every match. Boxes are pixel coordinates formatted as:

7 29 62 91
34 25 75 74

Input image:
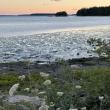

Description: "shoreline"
0 57 109 75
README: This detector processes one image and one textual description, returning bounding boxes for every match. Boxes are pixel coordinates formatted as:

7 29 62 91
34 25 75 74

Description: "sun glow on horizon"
0 0 110 15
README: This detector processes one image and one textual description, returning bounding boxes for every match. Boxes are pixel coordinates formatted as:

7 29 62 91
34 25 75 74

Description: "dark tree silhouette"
55 11 68 16
76 6 110 16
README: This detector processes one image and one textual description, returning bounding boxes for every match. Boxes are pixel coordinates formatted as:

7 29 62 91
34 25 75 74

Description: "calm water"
0 16 110 62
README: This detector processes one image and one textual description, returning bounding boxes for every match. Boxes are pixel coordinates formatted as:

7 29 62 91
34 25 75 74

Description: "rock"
70 64 81 69
77 53 80 55
7 95 44 106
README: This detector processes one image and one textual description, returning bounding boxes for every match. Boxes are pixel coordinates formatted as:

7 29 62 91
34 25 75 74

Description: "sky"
0 0 110 15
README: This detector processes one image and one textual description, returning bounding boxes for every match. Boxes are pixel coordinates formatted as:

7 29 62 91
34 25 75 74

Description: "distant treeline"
30 13 55 16
76 6 110 16
30 11 68 17
18 11 67 17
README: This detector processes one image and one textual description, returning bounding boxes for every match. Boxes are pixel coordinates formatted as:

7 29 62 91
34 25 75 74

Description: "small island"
18 11 68 17
76 6 110 16
55 11 68 16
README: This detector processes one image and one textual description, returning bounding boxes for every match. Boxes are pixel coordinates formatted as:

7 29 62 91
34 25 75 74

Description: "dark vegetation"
1 66 110 109
55 11 68 16
76 6 110 16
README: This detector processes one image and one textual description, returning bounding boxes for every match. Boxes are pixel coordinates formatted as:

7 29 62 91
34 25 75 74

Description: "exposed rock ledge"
6 95 44 105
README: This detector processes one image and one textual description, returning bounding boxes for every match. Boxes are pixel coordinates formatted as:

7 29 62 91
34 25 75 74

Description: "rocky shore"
0 57 110 75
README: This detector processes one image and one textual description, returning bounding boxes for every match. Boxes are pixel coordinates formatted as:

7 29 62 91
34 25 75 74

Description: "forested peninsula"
76 6 110 16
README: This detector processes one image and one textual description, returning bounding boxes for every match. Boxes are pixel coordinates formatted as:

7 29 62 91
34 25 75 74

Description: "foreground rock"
7 95 44 105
